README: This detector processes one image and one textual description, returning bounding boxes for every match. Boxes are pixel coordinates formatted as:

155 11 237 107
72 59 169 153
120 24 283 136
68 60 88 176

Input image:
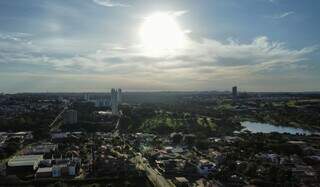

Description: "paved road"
49 106 68 131
120 135 174 187
113 114 174 187
133 154 175 187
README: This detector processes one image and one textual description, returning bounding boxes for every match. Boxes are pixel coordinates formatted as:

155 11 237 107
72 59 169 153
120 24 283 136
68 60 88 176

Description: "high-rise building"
117 88 122 104
63 110 78 124
94 99 109 107
84 93 90 101
111 88 119 115
232 86 238 100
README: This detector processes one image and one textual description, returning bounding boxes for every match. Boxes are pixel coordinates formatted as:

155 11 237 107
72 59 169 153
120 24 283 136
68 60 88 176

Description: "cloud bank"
0 30 317 89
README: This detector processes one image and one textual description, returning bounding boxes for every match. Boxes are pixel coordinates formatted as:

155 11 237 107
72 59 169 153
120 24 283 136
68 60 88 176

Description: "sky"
0 0 319 93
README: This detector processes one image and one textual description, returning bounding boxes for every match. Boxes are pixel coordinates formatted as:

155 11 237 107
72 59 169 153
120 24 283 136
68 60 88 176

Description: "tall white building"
84 93 90 101
111 88 119 115
117 88 122 104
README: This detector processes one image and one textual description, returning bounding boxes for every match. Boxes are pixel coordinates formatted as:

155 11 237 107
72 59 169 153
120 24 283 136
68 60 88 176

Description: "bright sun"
139 12 186 54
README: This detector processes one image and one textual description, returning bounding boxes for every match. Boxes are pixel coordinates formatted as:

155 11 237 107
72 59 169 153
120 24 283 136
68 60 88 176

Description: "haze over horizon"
0 0 320 93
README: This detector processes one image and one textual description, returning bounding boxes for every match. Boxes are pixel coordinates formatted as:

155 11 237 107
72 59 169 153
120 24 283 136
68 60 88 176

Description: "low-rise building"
35 167 52 178
7 154 43 175
21 143 57 157
292 165 318 184
197 159 216 177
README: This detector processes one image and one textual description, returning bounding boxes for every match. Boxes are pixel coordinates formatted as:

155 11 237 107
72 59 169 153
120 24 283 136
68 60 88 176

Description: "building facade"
117 88 122 103
111 89 118 115
232 86 238 100
63 110 78 124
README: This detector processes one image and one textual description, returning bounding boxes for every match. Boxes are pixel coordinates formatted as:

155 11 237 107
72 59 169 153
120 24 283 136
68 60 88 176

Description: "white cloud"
0 1 318 92
270 11 294 19
0 32 32 42
0 30 317 91
0 31 317 76
92 0 129 7
172 10 188 17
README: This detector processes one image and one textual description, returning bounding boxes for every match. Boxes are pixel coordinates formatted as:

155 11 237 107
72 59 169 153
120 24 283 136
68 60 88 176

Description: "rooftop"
36 167 52 173
7 155 43 169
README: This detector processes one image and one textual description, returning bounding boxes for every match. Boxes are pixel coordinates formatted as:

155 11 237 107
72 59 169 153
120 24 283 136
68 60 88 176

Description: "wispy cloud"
270 11 294 19
0 32 32 42
92 0 129 7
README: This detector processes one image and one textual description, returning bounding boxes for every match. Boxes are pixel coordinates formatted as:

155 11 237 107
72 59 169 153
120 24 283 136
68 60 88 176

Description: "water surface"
241 121 312 135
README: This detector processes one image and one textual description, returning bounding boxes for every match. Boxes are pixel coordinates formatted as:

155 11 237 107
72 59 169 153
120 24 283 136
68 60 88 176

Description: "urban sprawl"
0 88 320 186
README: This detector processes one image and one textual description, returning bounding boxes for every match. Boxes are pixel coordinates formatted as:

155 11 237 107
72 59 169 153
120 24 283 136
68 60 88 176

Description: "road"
132 154 175 187
49 106 68 131
119 134 174 187
111 113 174 187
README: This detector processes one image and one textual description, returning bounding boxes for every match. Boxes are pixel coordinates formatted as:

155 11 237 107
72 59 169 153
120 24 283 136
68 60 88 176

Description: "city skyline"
0 0 320 92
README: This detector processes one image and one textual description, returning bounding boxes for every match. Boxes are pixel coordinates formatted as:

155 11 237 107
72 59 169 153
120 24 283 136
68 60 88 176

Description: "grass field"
140 112 217 133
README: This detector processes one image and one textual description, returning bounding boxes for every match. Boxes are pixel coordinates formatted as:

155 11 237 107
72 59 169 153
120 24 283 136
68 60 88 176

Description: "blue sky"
0 0 319 92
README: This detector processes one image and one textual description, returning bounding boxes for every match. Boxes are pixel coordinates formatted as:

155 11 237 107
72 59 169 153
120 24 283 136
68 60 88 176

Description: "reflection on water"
241 121 312 135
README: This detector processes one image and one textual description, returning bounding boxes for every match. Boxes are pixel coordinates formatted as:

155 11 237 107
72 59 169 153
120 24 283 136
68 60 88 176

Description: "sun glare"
139 12 186 55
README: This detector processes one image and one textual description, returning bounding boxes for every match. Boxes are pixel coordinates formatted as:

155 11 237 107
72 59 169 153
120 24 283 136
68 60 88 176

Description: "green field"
140 112 217 134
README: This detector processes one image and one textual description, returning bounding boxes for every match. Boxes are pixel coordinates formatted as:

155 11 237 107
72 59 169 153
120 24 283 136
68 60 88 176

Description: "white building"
117 88 122 103
111 88 119 115
84 93 90 101
7 155 43 172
